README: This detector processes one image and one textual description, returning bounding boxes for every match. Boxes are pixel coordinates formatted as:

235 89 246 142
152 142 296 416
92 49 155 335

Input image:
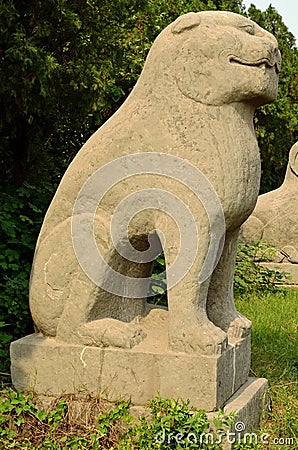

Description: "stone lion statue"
30 11 281 355
241 142 298 264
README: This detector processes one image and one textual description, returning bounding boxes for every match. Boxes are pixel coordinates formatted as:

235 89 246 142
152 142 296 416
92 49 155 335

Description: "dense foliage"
0 183 55 373
0 0 297 375
1 1 297 190
0 0 244 188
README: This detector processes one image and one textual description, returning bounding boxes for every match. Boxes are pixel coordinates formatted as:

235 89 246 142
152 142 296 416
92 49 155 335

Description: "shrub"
234 240 290 294
0 182 55 375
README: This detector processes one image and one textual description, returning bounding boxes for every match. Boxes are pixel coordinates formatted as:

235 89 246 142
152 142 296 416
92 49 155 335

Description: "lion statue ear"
289 142 298 176
171 12 201 34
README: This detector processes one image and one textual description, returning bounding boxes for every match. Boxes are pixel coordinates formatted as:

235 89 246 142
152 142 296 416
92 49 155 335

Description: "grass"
236 290 298 382
0 289 297 449
235 289 298 448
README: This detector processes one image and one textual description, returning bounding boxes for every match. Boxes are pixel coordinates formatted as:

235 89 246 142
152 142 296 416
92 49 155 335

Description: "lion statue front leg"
164 222 228 356
207 228 252 341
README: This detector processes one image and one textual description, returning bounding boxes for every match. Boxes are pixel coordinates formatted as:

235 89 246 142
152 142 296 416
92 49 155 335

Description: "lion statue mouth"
229 56 281 74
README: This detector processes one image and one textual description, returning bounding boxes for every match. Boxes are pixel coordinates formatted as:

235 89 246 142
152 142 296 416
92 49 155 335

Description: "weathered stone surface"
27 10 280 355
11 11 278 417
241 142 298 283
222 378 269 450
11 332 250 411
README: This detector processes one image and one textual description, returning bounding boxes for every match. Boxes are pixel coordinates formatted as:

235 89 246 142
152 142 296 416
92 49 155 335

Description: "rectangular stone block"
224 377 268 428
222 377 268 450
11 333 250 412
206 377 268 450
158 348 234 411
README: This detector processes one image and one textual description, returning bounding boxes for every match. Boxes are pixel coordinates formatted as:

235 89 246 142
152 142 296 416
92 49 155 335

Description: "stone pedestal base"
11 333 250 412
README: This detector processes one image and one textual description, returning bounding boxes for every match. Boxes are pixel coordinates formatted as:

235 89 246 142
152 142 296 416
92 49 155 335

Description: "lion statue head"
138 11 281 107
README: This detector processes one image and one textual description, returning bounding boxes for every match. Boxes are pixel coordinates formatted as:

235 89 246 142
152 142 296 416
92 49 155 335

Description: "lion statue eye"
241 24 255 35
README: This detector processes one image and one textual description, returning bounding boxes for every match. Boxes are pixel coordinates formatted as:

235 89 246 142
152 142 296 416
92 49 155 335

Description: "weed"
120 397 234 449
